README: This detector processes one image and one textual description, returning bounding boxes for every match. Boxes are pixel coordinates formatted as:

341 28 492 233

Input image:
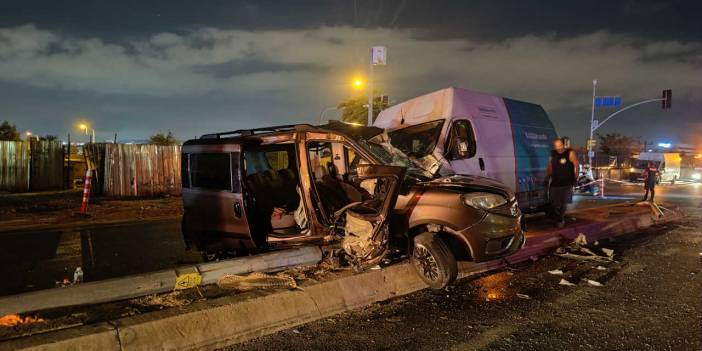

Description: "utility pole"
588 79 597 166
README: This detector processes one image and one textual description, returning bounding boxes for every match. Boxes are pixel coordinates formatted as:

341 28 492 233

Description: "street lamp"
353 78 364 90
78 123 95 143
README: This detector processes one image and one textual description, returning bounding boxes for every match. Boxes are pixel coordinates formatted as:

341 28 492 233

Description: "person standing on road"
642 161 659 202
546 138 579 228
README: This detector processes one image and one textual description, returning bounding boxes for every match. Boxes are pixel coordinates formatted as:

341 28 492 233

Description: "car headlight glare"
462 192 508 210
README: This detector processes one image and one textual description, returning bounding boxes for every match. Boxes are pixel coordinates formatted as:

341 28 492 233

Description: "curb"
1 204 682 351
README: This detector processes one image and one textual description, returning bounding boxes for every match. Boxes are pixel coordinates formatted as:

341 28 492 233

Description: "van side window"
446 120 477 160
189 153 233 191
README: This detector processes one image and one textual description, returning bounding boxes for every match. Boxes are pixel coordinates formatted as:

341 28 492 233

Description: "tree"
149 131 178 146
597 133 641 163
0 121 20 141
337 95 389 126
41 135 58 141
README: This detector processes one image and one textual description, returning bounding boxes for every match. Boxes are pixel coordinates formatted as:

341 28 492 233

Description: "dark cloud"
1 1 701 42
0 1 700 147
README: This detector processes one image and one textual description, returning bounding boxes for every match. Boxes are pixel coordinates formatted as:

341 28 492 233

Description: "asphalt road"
0 220 189 296
221 183 702 350
0 181 698 297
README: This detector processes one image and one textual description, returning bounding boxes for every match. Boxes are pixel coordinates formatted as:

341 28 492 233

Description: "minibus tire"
411 232 457 289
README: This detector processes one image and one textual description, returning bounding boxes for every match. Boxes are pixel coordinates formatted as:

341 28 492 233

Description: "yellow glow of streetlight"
25 131 32 136
353 78 364 89
78 123 87 131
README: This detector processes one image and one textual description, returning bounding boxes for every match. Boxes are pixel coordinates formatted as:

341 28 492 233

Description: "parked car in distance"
181 122 524 289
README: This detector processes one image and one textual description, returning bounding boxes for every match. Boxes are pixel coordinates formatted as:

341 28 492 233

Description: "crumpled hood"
419 174 515 199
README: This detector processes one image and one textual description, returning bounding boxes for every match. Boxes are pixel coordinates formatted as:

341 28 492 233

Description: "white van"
374 87 558 212
630 152 681 183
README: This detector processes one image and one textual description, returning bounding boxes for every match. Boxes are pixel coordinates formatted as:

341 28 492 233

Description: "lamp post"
79 123 95 143
367 46 387 126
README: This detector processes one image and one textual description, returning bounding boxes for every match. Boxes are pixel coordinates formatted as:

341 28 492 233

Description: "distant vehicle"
630 152 681 184
576 168 599 195
374 87 558 212
180 122 524 289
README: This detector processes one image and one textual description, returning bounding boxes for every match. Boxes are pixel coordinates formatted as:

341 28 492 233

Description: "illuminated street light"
353 78 364 89
77 122 95 143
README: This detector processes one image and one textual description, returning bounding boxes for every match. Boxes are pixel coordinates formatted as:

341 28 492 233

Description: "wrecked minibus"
374 87 558 212
181 122 524 289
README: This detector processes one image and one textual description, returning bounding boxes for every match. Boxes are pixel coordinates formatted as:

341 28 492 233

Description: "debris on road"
601 248 615 258
555 233 615 263
135 291 193 308
548 269 564 275
0 314 44 328
574 233 588 246
73 267 83 284
558 279 576 286
217 272 298 291
585 279 604 287
516 293 531 299
596 266 607 271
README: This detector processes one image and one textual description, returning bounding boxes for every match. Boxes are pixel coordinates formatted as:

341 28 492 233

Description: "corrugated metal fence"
86 143 181 197
0 141 30 192
30 140 64 191
0 140 63 192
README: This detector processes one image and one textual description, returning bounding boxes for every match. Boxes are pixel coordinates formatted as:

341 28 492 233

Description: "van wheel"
411 233 457 289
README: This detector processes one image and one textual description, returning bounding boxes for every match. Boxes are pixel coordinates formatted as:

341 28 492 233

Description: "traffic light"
662 89 672 109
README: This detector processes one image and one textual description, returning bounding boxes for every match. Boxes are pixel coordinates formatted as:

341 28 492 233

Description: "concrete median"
0 246 323 316
1 202 683 351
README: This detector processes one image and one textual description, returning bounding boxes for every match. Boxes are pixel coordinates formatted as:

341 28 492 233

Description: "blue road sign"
595 96 622 107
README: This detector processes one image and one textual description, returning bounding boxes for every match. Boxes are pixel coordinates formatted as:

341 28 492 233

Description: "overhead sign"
371 46 387 65
594 96 622 107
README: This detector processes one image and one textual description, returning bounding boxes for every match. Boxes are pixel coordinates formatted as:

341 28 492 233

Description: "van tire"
411 232 458 289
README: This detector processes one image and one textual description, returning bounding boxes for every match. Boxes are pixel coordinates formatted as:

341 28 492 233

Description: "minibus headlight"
462 192 508 210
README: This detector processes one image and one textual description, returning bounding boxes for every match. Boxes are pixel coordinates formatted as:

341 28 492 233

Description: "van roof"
374 87 546 129
183 121 382 146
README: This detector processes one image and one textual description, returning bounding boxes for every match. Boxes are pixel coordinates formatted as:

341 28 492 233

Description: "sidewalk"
0 191 182 233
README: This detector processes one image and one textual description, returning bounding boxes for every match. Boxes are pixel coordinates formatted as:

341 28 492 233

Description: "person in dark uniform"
546 138 579 228
642 161 659 202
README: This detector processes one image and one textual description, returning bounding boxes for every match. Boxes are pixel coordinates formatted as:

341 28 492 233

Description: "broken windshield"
387 120 445 159
358 137 441 181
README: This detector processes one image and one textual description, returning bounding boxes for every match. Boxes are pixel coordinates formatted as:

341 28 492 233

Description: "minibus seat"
246 172 274 215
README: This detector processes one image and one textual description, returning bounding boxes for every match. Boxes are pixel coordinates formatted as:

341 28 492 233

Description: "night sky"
1 0 700 146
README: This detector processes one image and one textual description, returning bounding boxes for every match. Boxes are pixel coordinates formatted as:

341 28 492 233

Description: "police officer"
642 161 659 202
547 138 579 228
